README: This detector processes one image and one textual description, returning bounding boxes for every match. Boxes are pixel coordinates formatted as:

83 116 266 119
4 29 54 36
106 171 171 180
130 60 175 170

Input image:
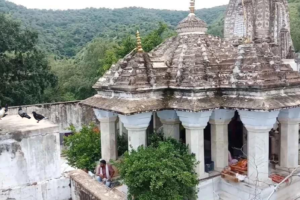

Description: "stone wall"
70 170 126 200
8 101 98 132
0 116 71 200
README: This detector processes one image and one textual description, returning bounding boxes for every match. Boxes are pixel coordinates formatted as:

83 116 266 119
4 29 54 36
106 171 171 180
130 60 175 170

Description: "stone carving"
84 0 300 114
225 0 295 59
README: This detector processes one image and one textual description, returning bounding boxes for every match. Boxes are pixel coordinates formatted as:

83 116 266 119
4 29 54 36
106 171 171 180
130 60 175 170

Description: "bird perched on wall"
32 111 47 123
18 107 31 119
0 104 8 120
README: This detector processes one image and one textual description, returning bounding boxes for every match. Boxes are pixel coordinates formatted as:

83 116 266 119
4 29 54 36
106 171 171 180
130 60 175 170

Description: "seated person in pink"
228 151 238 165
96 160 115 187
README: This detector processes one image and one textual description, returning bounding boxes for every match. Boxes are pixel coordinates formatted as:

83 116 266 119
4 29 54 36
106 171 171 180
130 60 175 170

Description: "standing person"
95 159 115 187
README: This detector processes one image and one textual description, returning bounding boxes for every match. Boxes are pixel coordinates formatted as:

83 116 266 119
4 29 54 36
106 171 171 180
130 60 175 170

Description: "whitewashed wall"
0 120 71 200
8 101 97 132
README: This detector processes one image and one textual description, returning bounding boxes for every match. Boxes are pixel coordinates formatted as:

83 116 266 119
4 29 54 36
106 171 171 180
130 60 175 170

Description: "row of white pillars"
94 108 300 183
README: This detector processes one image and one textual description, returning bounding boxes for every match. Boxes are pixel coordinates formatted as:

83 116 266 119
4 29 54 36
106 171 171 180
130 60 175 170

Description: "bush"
116 137 198 200
63 124 101 171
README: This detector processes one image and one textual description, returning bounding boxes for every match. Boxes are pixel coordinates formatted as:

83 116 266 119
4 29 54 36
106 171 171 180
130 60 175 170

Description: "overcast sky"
8 0 229 10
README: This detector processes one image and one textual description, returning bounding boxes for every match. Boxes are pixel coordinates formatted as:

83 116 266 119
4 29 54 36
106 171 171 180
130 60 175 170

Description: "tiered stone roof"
176 13 207 34
82 1 300 115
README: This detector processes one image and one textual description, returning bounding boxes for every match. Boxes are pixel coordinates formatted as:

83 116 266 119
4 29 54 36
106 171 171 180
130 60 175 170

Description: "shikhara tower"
224 0 295 59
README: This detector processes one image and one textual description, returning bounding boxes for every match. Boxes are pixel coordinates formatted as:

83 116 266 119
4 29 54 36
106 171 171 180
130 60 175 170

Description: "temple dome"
176 13 207 34
176 0 207 34
82 0 300 115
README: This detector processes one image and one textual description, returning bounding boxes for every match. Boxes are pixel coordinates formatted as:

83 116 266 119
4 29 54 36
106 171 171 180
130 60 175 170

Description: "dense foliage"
0 14 56 106
0 0 226 57
289 0 300 52
1 0 300 105
63 124 101 171
44 23 174 101
116 138 198 200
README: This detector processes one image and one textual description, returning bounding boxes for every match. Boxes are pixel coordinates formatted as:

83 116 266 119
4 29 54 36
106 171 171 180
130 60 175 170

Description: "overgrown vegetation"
1 0 300 106
116 136 198 200
43 23 175 102
0 0 226 57
63 124 101 171
0 14 56 106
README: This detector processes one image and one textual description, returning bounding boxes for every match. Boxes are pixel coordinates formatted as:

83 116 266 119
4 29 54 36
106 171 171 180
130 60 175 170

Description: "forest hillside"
0 0 300 105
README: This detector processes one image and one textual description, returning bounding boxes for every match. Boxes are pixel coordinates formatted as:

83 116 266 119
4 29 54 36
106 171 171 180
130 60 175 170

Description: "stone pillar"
94 109 118 162
177 111 212 179
278 108 300 169
157 110 180 141
119 112 152 151
238 110 279 183
209 110 235 171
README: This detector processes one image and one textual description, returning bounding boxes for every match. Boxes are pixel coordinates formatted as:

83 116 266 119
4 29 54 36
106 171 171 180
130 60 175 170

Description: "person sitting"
95 159 115 187
228 151 238 165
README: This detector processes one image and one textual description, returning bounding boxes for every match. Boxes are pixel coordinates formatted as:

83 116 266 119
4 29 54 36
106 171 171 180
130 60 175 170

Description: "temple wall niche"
233 15 245 37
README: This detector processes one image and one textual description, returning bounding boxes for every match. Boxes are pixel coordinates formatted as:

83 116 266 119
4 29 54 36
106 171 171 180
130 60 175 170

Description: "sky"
8 0 229 10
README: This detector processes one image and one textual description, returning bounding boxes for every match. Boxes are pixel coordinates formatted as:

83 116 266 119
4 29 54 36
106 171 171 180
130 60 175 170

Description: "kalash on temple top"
82 0 300 115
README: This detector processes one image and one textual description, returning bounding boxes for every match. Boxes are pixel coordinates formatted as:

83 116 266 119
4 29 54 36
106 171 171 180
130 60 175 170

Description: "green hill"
289 0 300 52
0 0 226 56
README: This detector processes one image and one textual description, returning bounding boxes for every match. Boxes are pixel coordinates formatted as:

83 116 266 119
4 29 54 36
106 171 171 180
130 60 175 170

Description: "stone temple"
1 0 300 200
82 0 300 199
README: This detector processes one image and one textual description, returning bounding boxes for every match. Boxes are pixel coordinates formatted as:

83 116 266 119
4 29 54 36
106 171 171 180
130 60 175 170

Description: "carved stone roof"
93 50 154 91
176 13 207 34
82 3 300 115
82 32 300 114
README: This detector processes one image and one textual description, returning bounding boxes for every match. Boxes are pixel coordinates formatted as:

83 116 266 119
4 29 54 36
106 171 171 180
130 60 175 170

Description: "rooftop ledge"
70 170 126 200
0 115 58 140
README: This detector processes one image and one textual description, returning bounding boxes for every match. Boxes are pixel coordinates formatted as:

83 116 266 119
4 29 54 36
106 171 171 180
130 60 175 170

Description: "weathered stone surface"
82 0 300 115
0 115 71 200
7 101 97 132
225 0 295 59
70 170 126 200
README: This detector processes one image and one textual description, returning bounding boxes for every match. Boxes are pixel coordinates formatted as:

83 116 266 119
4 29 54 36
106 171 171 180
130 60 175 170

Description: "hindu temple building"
82 0 300 199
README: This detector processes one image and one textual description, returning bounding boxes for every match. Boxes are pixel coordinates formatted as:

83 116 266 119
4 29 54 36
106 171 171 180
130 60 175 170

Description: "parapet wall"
70 170 126 200
8 101 98 132
0 116 71 200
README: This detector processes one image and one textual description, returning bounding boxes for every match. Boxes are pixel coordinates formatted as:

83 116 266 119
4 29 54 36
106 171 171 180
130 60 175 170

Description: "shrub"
116 137 198 200
63 124 101 171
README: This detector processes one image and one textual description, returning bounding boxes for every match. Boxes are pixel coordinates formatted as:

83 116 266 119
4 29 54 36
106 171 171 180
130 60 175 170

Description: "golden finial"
190 0 195 14
136 30 144 53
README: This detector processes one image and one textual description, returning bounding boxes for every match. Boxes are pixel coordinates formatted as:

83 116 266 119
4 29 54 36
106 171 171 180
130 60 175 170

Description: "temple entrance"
204 124 212 168
228 112 245 159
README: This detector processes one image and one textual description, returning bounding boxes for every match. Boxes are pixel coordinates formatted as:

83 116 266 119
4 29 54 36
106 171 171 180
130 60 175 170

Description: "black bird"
4 104 8 113
32 111 47 123
18 107 31 119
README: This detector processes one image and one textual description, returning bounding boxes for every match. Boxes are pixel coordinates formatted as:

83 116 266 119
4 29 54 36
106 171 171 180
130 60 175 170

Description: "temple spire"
189 0 195 14
136 30 144 53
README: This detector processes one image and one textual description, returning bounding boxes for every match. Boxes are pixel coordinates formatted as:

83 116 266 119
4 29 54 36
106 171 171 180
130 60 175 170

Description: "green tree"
116 138 198 200
63 124 101 171
116 36 136 58
0 14 57 106
143 22 170 52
